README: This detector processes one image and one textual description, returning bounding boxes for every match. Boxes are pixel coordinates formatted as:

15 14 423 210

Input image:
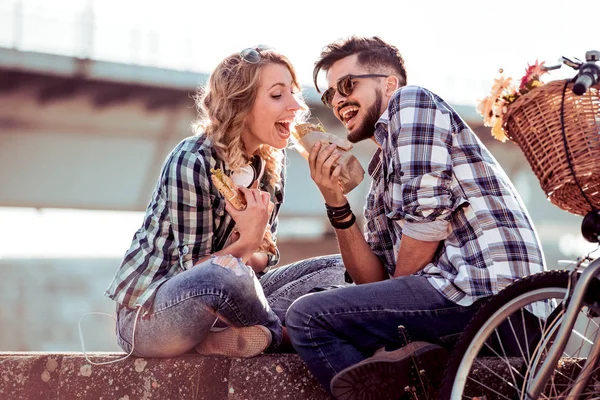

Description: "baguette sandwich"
292 122 353 151
291 122 365 193
210 168 277 256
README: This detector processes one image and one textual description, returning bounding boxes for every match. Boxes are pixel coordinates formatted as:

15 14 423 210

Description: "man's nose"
331 89 347 107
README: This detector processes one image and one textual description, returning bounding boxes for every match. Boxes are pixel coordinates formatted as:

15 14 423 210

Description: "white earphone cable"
78 305 142 366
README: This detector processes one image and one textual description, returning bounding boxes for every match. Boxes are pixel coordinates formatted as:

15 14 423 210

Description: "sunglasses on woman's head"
239 44 275 64
321 74 389 108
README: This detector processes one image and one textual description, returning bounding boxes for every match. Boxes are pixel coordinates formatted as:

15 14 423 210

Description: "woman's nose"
287 95 302 112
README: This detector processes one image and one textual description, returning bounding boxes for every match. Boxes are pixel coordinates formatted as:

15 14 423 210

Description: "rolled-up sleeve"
165 149 213 265
386 87 455 240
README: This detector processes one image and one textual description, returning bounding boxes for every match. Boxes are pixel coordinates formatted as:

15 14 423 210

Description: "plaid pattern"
105 134 285 310
364 86 545 306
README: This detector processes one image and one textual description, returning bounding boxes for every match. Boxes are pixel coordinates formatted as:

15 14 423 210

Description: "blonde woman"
105 46 347 358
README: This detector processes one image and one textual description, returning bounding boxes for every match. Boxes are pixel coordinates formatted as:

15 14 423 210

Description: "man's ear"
385 76 400 96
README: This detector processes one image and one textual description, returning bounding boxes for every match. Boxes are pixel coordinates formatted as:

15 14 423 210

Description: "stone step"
0 352 328 400
1 352 592 399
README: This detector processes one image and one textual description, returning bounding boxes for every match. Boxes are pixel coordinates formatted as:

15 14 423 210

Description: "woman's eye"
271 94 282 99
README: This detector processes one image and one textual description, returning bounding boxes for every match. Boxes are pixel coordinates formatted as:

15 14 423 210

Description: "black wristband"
325 202 350 211
326 202 352 220
328 210 353 221
330 213 356 230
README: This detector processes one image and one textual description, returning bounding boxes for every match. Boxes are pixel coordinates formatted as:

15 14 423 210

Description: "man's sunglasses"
240 44 274 64
321 74 388 108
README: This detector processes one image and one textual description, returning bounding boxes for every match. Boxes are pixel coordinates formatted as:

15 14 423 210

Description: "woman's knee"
193 256 257 290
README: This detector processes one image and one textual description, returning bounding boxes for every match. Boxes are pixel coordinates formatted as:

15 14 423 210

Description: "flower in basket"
477 60 548 142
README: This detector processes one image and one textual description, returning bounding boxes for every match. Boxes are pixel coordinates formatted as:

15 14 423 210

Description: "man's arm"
393 235 440 277
388 86 455 277
334 217 388 283
308 142 388 283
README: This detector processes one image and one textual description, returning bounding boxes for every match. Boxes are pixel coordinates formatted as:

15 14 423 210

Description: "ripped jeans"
115 254 347 357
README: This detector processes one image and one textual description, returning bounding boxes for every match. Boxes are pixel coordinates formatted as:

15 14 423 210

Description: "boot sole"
330 342 448 400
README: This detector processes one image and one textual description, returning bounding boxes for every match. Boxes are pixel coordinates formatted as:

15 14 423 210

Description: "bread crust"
292 122 325 140
210 168 276 256
210 168 247 210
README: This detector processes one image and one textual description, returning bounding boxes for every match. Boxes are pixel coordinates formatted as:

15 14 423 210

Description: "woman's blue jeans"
285 273 482 391
115 254 347 357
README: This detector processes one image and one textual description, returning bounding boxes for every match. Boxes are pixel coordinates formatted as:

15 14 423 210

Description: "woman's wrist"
224 238 258 263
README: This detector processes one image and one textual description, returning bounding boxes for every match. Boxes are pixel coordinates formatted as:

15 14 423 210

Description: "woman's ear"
385 76 400 96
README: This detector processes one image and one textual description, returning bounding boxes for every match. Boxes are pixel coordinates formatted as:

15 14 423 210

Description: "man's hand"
308 141 347 206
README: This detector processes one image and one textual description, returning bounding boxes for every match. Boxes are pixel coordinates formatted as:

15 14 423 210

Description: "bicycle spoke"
520 308 532 363
493 327 522 385
464 375 514 400
507 312 528 362
472 357 523 393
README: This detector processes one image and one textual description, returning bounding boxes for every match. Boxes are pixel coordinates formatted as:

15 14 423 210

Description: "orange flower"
477 61 548 142
491 118 508 143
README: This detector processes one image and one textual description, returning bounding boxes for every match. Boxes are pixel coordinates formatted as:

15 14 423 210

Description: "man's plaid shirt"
365 86 546 306
105 134 284 311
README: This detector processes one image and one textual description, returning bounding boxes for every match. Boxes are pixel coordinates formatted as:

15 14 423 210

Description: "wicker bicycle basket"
503 80 600 216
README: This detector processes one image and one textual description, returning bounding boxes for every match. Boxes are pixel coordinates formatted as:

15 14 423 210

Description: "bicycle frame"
526 257 600 399
524 51 600 399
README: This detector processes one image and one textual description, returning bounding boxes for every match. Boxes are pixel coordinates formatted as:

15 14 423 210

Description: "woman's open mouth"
276 119 292 138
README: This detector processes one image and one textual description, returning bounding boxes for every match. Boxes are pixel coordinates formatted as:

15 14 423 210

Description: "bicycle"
438 51 600 399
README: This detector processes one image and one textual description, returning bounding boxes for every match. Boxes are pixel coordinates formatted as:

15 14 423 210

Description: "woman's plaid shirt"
105 135 284 311
365 86 546 306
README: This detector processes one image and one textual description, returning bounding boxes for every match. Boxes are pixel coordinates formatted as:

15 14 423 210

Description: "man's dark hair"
313 36 407 92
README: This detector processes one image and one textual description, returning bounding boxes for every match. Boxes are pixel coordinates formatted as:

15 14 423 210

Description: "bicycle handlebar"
573 62 600 95
571 50 600 96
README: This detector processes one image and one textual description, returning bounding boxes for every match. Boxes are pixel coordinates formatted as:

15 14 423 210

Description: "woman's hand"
309 142 347 207
225 187 273 253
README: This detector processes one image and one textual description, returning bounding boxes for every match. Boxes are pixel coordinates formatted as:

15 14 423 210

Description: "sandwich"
210 168 277 256
290 122 365 193
210 168 247 211
292 122 353 151
292 122 326 141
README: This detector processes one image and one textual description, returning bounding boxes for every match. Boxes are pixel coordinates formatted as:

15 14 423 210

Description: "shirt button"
181 245 189 255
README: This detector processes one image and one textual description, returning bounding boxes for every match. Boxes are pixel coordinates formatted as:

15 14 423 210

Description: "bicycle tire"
438 270 600 399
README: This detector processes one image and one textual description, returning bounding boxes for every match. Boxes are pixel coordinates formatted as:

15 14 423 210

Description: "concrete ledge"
0 352 329 400
1 352 589 399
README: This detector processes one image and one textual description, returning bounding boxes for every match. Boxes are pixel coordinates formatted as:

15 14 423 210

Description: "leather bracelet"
325 202 350 211
326 203 351 219
330 213 356 230
328 210 353 221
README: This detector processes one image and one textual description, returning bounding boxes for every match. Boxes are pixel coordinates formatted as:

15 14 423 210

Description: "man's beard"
347 89 383 143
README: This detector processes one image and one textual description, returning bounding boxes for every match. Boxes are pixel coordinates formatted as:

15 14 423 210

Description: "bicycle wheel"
439 270 600 399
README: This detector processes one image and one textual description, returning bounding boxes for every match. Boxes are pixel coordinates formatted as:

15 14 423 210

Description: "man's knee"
285 292 318 332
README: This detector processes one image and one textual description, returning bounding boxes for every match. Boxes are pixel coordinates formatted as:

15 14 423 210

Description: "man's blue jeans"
115 254 347 357
285 270 482 392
